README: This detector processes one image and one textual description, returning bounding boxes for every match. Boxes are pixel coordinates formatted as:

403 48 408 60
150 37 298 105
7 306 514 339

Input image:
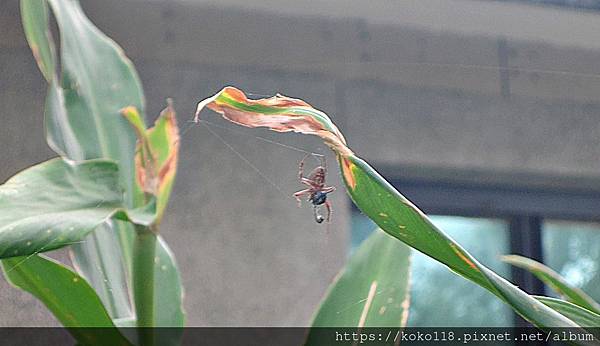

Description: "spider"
293 154 335 223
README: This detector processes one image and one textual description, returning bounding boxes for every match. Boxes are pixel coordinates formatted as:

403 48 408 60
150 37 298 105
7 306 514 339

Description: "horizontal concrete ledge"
142 0 600 50
80 0 600 103
4 0 600 101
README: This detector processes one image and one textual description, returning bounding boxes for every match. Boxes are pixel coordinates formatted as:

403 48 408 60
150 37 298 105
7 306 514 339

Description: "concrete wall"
2 0 600 326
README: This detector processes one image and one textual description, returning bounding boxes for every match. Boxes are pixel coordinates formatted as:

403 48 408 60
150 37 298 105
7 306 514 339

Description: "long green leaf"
503 255 600 314
0 158 153 259
195 86 583 329
21 0 185 325
143 236 185 346
20 0 145 319
44 1 146 314
20 0 55 82
309 229 411 329
155 236 186 328
2 255 130 345
45 80 84 158
69 222 134 319
342 155 578 327
109 237 185 343
45 0 145 167
536 296 600 328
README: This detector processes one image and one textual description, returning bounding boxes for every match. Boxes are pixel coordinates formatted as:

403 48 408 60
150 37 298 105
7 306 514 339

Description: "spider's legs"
298 153 311 181
322 186 335 194
299 154 321 187
324 199 332 223
293 188 311 207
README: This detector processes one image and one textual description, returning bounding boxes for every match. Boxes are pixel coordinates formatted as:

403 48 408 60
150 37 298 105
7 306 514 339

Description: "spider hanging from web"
293 153 336 224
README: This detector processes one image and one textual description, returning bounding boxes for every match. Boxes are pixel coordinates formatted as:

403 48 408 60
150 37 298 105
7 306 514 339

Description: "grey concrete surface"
344 82 600 176
2 0 600 327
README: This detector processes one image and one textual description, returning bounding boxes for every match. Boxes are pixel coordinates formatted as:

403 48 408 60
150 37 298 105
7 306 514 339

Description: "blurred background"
2 0 600 327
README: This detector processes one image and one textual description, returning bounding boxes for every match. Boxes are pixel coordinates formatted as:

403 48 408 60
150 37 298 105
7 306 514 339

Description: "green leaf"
20 0 56 82
113 317 137 328
342 155 579 328
154 236 185 328
1 254 130 345
503 255 600 314
309 229 411 328
45 0 145 168
22 0 185 327
69 222 134 319
44 79 84 159
0 158 154 259
536 296 600 328
97 237 185 334
195 86 583 329
22 0 149 319
143 236 185 346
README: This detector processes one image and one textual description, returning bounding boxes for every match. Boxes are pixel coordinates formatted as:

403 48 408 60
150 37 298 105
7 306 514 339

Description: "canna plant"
5 2 412 345
2 1 598 346
1 0 183 345
194 87 600 336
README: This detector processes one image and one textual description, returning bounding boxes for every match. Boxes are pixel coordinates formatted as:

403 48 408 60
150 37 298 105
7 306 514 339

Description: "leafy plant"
194 86 594 332
4 1 599 345
13 3 411 344
1 0 183 344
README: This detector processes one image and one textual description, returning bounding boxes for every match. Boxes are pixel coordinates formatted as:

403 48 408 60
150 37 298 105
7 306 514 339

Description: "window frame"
356 163 600 326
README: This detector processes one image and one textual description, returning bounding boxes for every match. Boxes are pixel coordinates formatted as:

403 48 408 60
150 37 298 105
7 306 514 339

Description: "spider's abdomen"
310 191 327 205
308 167 326 185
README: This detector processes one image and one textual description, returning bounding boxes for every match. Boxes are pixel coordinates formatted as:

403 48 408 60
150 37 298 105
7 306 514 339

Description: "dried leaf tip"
194 86 354 157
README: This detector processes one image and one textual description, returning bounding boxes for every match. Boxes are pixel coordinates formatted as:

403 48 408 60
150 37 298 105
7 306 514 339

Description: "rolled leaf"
122 101 180 223
196 86 581 328
503 254 600 314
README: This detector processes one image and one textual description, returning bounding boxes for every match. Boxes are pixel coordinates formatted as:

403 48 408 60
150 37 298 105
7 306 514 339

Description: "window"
350 164 600 326
543 220 600 302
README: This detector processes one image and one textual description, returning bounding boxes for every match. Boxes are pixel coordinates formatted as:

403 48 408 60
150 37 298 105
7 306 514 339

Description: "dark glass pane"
543 220 600 302
351 214 513 326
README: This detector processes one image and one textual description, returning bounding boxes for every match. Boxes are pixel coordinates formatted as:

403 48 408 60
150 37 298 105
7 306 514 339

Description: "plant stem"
133 225 157 345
